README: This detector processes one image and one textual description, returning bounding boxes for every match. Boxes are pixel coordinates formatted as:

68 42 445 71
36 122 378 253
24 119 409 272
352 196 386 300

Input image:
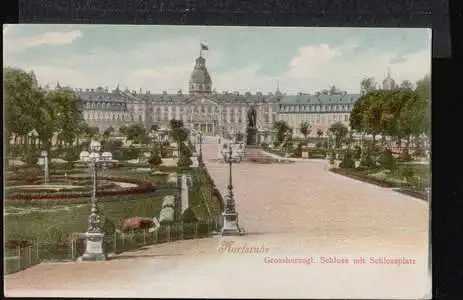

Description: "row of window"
281 114 349 124
280 104 353 112
85 102 126 109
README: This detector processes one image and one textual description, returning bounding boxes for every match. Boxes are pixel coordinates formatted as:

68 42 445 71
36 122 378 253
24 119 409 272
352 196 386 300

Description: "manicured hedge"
395 187 428 201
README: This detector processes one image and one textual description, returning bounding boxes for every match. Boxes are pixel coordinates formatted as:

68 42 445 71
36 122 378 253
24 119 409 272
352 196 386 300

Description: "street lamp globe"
79 151 90 162
101 151 113 161
89 140 102 152
89 152 100 161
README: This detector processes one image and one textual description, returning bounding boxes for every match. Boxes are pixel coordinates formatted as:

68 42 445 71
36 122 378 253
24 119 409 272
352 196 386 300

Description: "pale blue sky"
3 25 431 94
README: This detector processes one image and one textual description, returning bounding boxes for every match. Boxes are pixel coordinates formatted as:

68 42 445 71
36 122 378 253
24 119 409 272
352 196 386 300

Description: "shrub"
315 142 322 149
121 146 140 161
148 151 162 169
182 208 198 223
399 149 412 162
340 150 355 169
353 145 362 160
293 143 303 158
24 150 39 166
378 149 396 170
359 146 376 169
308 149 326 158
177 155 193 167
260 142 269 149
402 168 414 182
413 147 426 157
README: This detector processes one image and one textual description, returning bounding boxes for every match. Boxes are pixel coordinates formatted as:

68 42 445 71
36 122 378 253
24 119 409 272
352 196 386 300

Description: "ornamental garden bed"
5 175 155 201
330 168 397 188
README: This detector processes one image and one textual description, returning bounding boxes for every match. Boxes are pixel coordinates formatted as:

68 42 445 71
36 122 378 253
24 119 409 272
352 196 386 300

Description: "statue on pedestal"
246 105 258 146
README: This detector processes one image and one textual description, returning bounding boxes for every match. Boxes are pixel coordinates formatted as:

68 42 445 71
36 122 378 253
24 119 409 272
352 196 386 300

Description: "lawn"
5 194 164 245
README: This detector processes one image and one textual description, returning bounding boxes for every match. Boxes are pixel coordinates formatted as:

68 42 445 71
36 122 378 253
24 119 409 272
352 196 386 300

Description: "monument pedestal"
221 212 245 236
246 127 258 147
79 232 106 261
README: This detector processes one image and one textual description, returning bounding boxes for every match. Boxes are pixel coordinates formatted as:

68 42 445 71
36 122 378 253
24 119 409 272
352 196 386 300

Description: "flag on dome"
201 43 209 51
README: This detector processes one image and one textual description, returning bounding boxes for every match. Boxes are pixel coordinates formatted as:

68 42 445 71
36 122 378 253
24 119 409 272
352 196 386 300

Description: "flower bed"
395 187 428 201
6 176 155 201
330 168 397 188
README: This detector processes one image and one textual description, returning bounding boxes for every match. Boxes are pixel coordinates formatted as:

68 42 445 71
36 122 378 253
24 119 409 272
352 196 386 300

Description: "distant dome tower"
189 44 212 96
382 65 396 90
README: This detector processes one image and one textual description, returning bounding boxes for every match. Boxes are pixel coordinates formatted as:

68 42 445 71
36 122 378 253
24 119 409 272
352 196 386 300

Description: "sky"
3 25 431 94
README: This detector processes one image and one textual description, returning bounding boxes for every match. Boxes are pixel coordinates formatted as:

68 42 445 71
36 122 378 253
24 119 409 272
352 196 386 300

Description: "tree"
103 126 115 142
125 124 146 144
316 128 324 140
272 121 291 148
177 143 193 167
328 122 348 149
4 67 83 159
148 149 163 170
360 77 376 93
299 122 311 141
399 80 414 90
235 132 244 142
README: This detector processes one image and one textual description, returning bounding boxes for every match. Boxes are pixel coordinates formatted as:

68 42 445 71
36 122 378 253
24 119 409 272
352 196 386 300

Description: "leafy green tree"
328 122 348 149
272 121 291 148
399 80 414 90
378 149 396 170
125 124 146 144
148 149 163 170
316 128 324 140
299 122 311 141
360 77 377 93
103 126 115 142
340 150 355 169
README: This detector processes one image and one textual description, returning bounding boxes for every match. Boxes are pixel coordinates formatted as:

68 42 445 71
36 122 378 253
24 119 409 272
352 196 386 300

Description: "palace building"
60 47 395 137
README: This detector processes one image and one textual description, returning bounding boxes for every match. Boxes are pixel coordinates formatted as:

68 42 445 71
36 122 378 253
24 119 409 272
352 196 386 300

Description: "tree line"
4 67 85 161
271 74 430 154
351 74 430 150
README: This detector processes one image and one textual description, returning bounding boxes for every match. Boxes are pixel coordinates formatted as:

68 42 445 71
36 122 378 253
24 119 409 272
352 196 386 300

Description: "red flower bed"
6 176 155 201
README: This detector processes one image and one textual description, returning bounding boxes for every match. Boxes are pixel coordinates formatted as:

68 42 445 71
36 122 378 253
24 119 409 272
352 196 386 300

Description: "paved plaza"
5 143 430 298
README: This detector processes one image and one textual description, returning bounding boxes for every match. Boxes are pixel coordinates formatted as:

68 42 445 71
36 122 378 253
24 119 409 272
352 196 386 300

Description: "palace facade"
63 51 395 137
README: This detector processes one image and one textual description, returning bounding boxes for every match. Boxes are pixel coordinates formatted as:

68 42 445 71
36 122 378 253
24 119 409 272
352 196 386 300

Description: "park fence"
4 220 216 276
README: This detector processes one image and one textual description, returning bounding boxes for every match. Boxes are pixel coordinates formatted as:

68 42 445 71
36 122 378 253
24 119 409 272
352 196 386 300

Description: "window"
345 115 349 121
317 115 320 122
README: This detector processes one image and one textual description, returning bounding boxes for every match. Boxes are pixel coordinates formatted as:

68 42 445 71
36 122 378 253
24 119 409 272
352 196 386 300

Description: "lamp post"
220 138 245 236
40 150 49 185
78 140 115 261
191 129 204 168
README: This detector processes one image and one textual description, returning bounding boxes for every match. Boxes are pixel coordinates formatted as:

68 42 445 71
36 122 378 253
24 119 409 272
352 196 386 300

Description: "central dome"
189 56 212 95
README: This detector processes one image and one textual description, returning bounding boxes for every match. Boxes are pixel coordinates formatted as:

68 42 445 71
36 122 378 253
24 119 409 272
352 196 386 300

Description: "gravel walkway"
5 143 430 298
